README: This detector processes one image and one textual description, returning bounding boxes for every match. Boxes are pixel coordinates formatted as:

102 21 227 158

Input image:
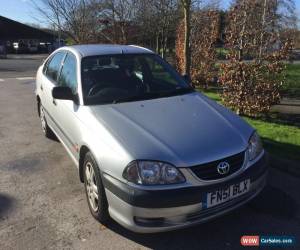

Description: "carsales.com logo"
241 235 296 247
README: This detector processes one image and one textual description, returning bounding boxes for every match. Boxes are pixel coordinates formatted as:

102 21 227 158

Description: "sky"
0 0 300 28
0 0 45 27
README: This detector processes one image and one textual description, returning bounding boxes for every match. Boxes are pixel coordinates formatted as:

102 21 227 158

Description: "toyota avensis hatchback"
35 44 268 233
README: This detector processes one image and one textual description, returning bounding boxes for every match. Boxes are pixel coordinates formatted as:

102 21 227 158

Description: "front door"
52 52 81 161
41 51 66 132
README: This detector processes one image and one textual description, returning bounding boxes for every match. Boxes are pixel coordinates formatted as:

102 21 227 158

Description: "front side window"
81 54 193 105
58 53 77 93
45 52 65 82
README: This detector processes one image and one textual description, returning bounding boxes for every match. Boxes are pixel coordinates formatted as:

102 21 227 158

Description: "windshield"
81 54 194 105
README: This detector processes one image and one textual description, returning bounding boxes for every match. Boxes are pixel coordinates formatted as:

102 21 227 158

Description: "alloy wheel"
85 162 99 212
40 105 47 133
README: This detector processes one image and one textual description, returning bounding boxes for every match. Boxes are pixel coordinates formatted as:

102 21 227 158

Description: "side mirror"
52 86 74 101
182 74 194 88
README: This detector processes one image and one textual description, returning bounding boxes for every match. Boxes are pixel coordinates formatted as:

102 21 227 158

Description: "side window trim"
57 52 78 93
43 56 53 75
69 52 78 93
57 52 68 84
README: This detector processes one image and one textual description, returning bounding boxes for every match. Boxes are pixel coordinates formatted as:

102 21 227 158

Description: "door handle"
40 85 43 91
52 99 57 106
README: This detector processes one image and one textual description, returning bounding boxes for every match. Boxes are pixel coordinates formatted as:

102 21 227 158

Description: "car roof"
64 44 154 57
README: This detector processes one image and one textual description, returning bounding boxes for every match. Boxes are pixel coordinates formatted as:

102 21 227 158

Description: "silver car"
35 45 268 233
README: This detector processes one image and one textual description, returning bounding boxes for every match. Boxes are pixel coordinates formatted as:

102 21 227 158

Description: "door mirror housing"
52 86 75 101
182 74 194 88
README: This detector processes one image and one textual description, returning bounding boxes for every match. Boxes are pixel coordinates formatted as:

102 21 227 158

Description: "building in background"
0 15 56 54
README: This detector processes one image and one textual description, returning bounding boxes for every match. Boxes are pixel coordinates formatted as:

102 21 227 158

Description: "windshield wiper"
160 87 194 97
112 92 162 103
112 88 194 104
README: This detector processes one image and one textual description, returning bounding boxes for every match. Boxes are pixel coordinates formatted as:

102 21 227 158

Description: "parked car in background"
35 44 268 233
28 44 38 53
13 42 20 51
38 42 52 53
13 42 29 54
0 42 6 58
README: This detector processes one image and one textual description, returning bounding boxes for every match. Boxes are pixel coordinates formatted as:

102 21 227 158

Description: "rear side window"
45 52 65 82
58 53 77 93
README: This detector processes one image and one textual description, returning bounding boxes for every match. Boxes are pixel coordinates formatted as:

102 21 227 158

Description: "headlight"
247 132 263 161
123 161 186 185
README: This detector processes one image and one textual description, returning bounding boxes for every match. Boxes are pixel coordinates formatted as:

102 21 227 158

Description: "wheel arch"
79 145 91 183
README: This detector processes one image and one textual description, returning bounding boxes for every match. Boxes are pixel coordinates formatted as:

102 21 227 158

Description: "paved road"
0 54 47 78
0 76 299 249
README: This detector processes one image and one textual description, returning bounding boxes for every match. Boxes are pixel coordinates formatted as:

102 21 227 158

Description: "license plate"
205 179 251 208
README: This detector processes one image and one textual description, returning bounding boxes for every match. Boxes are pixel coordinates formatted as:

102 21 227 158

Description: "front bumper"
103 153 268 233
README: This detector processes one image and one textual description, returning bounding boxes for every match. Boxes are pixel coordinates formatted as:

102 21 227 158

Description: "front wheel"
83 152 109 223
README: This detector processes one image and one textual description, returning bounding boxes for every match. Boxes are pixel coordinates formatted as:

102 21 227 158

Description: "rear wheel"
39 103 53 138
83 152 109 223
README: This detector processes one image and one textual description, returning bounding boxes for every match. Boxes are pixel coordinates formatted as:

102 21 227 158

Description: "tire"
39 103 53 138
83 152 109 223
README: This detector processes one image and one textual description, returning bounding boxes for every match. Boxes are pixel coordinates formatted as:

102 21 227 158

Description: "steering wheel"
88 83 108 96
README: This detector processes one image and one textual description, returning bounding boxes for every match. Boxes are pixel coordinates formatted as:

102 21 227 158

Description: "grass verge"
244 118 300 162
199 88 222 102
283 63 300 98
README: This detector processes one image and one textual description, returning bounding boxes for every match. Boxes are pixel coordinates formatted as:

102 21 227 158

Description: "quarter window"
58 53 77 93
45 52 65 82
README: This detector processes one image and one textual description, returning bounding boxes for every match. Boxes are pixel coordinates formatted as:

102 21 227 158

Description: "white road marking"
16 77 35 80
0 79 4 82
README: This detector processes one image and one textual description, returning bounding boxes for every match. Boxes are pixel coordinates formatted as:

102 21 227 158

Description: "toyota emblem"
217 161 230 175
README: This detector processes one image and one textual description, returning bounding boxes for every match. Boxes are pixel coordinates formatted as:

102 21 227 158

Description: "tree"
33 0 104 43
219 0 296 116
180 0 191 75
176 3 221 86
135 0 180 58
153 0 179 58
100 0 139 44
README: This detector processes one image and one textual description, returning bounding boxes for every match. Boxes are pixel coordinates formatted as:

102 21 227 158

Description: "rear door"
40 51 66 132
